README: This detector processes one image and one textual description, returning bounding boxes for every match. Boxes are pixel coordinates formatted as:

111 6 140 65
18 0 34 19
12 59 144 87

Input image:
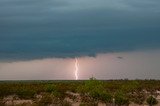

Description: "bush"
77 78 104 93
121 81 139 93
37 93 55 106
77 78 112 103
17 88 36 99
45 84 56 93
99 91 112 103
146 96 158 106
89 89 112 103
115 91 129 106
129 92 145 105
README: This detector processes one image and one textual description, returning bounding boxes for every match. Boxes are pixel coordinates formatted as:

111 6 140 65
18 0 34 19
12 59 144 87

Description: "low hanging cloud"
0 0 160 60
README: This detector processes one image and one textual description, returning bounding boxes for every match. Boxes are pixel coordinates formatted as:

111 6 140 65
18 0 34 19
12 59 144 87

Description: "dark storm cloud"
0 0 160 60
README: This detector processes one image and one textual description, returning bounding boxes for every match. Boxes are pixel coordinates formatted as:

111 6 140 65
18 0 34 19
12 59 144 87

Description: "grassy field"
0 78 160 106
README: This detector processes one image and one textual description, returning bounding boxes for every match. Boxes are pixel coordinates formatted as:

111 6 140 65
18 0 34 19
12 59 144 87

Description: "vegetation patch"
0 79 160 105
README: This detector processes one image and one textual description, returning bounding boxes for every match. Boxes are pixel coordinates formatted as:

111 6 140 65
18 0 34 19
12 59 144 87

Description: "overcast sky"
1 0 160 80
0 0 160 60
1 50 160 80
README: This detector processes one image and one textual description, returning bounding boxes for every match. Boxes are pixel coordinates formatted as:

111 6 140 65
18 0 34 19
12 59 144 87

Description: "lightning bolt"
75 58 79 80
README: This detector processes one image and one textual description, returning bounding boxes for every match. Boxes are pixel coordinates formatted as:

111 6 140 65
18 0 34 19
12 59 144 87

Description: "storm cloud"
0 0 160 60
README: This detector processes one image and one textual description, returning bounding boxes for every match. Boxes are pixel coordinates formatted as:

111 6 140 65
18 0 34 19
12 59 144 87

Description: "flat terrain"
0 79 160 106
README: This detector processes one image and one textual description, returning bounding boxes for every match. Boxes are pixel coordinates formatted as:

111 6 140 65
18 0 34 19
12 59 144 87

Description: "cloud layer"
1 50 160 80
0 0 160 60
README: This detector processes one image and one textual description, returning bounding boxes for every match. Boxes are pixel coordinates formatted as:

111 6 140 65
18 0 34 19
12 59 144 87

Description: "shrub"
45 84 56 93
38 93 54 106
129 92 145 105
99 91 112 103
77 78 112 104
89 89 112 103
146 96 158 106
115 91 129 106
52 90 64 99
77 78 104 93
121 81 139 93
17 88 36 99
